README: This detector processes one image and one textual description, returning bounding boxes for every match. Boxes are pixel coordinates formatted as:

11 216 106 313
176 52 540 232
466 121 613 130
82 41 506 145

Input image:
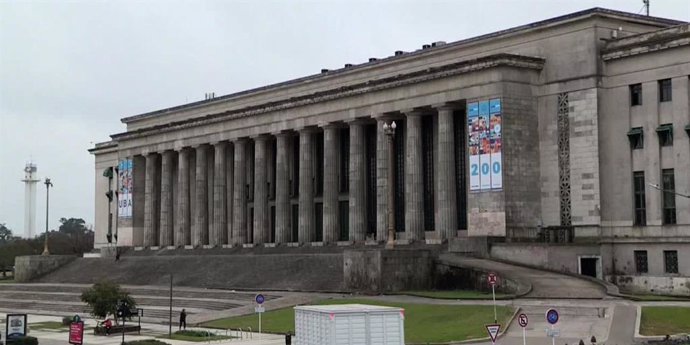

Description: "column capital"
271 130 294 137
192 143 210 149
250 134 271 141
318 122 344 129
232 137 249 144
344 118 372 125
210 140 228 147
401 109 425 117
432 103 457 112
296 126 319 134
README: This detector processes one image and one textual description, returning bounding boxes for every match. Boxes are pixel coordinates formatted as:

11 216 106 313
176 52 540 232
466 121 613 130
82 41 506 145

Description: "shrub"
80 280 136 319
61 316 73 326
6 336 39 345
175 330 214 337
123 340 170 345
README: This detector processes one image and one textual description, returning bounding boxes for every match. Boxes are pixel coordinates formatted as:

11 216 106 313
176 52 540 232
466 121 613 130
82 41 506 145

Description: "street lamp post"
383 121 397 249
42 177 53 256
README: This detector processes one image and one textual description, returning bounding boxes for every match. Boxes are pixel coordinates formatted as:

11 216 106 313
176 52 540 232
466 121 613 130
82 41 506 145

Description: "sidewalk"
0 314 285 345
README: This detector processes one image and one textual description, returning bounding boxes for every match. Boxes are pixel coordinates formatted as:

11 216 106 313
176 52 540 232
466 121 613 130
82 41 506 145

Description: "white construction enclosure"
294 304 405 345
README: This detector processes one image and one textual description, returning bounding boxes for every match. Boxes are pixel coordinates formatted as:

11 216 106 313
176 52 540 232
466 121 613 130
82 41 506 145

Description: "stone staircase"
34 252 345 291
0 283 287 324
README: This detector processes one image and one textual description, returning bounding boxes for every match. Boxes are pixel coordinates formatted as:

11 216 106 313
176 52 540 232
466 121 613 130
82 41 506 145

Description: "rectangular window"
664 250 679 274
662 169 676 225
658 79 672 102
633 171 646 226
627 127 644 149
630 84 642 106
657 124 673 146
634 250 648 273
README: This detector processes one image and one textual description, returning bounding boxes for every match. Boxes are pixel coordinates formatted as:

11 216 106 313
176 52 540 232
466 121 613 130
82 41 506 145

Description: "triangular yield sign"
485 324 500 343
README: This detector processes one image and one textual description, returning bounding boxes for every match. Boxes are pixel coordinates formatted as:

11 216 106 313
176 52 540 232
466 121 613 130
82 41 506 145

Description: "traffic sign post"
255 294 265 335
485 324 500 344
545 309 559 345
487 272 498 323
518 313 528 345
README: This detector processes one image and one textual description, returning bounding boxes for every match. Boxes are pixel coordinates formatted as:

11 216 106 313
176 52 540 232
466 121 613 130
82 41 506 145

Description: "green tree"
0 223 12 243
58 218 88 235
81 280 136 321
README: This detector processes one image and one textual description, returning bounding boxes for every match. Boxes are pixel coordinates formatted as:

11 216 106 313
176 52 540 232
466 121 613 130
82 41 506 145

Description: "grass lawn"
401 290 510 300
202 298 514 343
640 307 690 336
625 294 690 302
0 279 15 284
30 321 68 331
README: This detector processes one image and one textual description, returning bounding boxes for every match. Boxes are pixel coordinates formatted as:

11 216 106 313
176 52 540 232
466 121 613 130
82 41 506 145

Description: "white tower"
21 163 40 238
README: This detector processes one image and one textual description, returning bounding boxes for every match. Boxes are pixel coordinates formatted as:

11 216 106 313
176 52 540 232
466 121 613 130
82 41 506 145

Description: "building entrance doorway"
579 256 600 279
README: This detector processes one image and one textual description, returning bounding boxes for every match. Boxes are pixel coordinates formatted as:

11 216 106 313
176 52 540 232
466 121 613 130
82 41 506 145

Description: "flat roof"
295 304 403 313
120 7 685 124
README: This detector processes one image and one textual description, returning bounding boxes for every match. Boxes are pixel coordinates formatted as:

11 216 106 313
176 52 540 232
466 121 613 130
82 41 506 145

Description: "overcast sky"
0 0 688 237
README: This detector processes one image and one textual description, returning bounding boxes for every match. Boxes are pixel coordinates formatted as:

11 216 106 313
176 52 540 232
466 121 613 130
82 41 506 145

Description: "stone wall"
343 249 433 293
14 255 76 282
490 243 600 275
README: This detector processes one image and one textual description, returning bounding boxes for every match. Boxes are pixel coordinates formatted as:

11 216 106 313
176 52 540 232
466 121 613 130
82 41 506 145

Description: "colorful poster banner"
118 159 133 218
467 102 480 191
467 98 502 191
489 98 503 189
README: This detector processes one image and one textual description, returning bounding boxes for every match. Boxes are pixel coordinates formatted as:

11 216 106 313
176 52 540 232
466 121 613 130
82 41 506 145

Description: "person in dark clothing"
179 309 187 330
285 331 292 345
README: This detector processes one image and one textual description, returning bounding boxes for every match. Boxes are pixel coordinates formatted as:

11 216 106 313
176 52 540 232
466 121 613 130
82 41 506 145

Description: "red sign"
69 322 84 345
518 313 529 327
487 272 498 286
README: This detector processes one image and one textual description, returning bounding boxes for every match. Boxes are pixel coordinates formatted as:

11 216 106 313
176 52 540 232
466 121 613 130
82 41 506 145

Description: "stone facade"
90 9 689 294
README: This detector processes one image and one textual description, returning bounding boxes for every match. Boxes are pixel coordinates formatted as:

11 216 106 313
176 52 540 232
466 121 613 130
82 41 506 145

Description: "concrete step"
34 254 345 291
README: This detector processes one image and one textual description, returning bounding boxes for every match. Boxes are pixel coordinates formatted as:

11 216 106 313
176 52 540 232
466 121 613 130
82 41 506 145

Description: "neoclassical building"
91 8 690 294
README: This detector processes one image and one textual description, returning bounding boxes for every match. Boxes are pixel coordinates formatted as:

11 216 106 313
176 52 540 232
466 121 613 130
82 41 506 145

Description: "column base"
394 239 412 245
165 246 176 250
202 244 214 249
150 246 160 250
337 241 353 246
287 242 301 247
221 244 234 249
310 242 324 247
365 240 380 246
242 243 255 248
425 239 443 245
183 245 194 250
134 246 145 251
264 243 277 248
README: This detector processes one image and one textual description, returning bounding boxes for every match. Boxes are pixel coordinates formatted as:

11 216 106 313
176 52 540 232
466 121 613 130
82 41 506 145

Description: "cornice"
602 24 690 61
111 54 544 142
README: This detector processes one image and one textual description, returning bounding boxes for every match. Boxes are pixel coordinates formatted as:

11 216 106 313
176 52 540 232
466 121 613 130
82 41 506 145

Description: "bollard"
579 340 585 345
590 335 597 345
239 328 243 339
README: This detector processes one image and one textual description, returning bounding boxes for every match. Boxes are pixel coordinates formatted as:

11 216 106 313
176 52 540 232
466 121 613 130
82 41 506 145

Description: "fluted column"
274 133 290 243
232 139 248 245
349 121 367 242
175 148 191 246
159 150 174 247
253 136 269 244
298 129 315 243
322 125 339 243
436 106 458 240
405 111 424 241
225 144 234 244
211 142 227 246
143 153 159 247
193 145 209 246
375 119 388 242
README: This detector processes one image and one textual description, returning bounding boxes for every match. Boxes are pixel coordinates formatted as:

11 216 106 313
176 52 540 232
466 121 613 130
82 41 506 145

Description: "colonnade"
134 106 461 248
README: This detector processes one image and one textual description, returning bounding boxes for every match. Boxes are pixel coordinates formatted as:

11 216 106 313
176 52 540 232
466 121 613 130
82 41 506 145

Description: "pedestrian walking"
179 309 187 330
